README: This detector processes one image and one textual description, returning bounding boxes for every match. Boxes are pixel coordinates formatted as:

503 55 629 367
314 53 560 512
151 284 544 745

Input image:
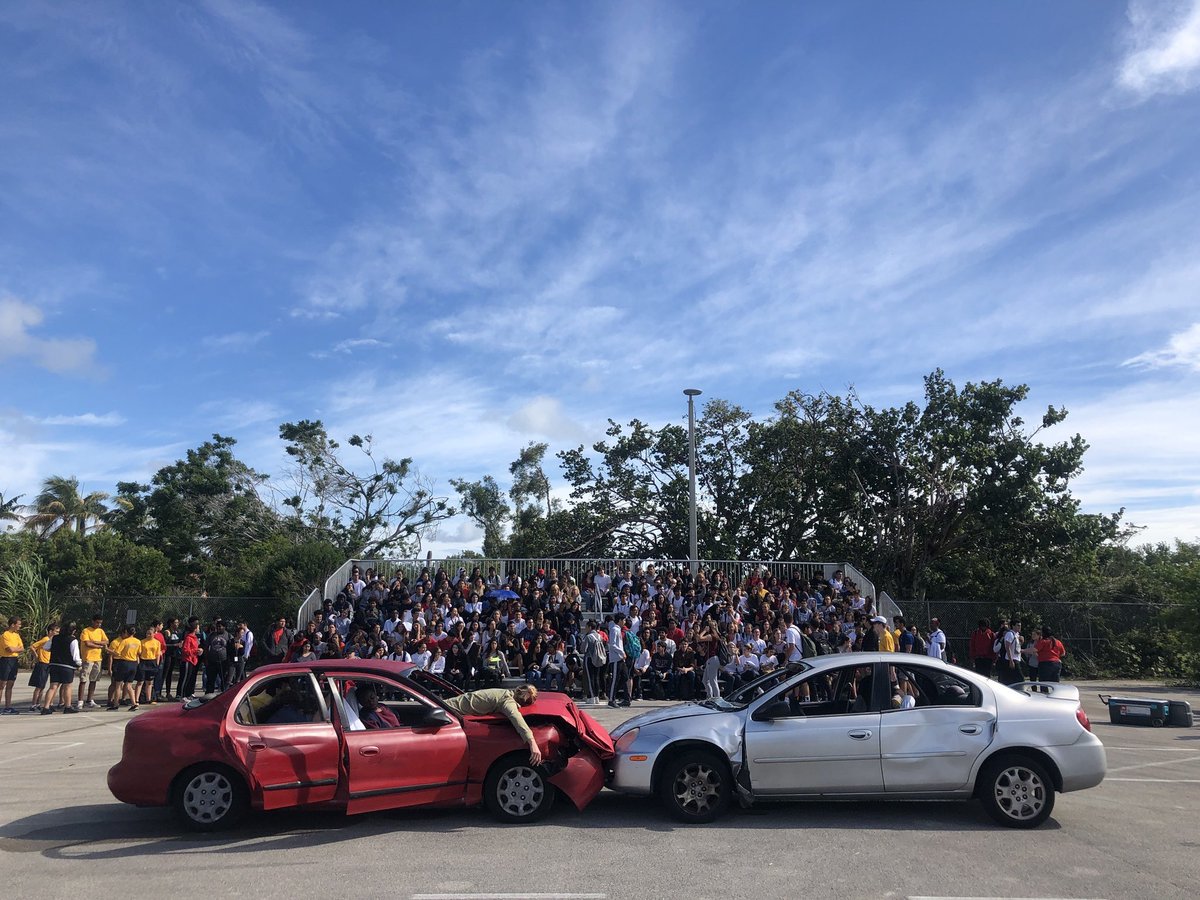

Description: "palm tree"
25 476 110 536
0 492 23 524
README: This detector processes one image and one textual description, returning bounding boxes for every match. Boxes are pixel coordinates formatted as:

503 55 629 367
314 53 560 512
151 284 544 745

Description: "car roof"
252 659 416 678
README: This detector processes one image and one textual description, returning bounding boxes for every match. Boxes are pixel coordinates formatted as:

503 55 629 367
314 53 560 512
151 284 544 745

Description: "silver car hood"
613 702 727 734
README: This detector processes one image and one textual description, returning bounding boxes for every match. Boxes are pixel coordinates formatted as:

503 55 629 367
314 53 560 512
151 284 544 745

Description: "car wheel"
658 749 731 824
484 754 555 823
173 764 248 832
978 755 1055 828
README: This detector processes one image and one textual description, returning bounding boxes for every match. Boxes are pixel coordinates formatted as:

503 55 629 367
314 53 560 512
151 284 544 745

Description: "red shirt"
1036 637 1065 663
969 628 996 659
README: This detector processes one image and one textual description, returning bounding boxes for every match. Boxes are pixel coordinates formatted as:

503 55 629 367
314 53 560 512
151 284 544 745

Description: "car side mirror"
752 699 792 722
424 707 453 727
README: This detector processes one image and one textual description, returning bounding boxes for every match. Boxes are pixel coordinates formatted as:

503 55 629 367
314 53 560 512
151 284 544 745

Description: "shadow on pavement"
0 792 1048 860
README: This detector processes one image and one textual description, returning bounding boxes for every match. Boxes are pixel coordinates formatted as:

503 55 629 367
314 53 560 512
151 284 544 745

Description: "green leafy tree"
279 420 453 557
0 556 60 648
450 475 512 558
0 491 23 524
509 442 554 519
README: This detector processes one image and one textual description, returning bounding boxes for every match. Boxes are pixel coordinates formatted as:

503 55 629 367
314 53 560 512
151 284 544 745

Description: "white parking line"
1104 746 1200 752
1106 777 1200 783
1107 754 1200 773
412 895 607 899
908 896 1108 900
0 741 84 766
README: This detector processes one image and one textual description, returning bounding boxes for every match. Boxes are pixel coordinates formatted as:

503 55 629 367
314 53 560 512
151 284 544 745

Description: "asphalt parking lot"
2 679 1198 900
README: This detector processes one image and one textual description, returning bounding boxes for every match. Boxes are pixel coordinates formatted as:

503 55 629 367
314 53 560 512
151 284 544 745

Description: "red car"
108 660 614 830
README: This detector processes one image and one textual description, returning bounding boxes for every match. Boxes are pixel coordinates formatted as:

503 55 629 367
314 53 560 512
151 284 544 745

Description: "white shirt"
429 655 446 674
241 629 254 658
784 625 805 663
410 650 431 670
633 648 651 673
927 628 947 659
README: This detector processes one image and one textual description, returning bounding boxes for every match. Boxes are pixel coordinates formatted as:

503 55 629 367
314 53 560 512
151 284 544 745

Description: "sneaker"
75 701 84 710
106 705 119 711
40 708 54 716
29 705 38 712
607 701 619 708
63 707 78 714
619 699 631 707
85 700 99 709
128 705 139 711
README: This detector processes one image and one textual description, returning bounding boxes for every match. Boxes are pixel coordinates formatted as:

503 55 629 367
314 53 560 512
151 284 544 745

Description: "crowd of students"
0 562 1070 715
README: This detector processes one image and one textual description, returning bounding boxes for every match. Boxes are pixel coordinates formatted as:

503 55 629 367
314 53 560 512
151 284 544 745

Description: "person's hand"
528 742 543 766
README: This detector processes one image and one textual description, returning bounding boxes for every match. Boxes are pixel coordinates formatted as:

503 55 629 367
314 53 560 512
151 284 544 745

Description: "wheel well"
977 748 1064 794
651 740 732 794
169 761 248 804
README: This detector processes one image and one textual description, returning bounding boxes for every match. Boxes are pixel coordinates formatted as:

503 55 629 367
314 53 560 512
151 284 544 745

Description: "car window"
718 664 809 709
335 676 435 728
886 664 980 710
236 674 326 725
764 664 876 718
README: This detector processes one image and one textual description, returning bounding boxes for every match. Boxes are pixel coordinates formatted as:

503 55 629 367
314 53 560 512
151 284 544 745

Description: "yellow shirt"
116 637 142 662
1 629 23 658
80 626 109 663
138 638 161 661
32 636 52 665
880 629 897 653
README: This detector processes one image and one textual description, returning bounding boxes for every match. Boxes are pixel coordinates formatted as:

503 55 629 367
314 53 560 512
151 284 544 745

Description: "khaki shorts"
79 660 103 683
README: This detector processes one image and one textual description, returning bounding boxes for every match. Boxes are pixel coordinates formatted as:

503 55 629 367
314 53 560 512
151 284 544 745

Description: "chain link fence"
913 598 1182 675
59 595 283 633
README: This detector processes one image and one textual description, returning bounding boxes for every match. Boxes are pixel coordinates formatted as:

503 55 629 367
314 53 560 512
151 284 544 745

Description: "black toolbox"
1168 699 1194 727
1099 695 1171 727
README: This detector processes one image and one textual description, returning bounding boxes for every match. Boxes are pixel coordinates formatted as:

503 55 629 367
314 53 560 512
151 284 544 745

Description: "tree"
509 442 554 519
0 491 23 524
558 419 691 557
279 420 453 557
133 435 281 583
0 556 60 647
24 476 110 536
450 475 512 558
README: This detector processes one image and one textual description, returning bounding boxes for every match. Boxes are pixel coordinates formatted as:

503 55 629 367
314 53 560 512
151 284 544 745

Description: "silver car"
608 653 1105 828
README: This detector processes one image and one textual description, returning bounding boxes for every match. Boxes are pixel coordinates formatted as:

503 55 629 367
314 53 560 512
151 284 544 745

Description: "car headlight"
614 728 640 752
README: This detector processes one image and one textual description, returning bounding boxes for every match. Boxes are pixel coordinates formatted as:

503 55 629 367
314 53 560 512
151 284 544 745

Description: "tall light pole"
684 388 702 577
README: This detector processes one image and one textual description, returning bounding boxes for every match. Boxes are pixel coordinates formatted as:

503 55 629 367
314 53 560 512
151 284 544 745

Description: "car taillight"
1076 707 1092 732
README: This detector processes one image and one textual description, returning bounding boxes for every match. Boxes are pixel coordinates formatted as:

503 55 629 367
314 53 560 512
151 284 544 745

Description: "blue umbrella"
486 588 520 599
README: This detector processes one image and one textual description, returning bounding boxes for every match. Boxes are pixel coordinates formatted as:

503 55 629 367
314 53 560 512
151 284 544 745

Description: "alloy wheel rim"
673 762 721 814
183 771 233 823
497 766 545 817
993 765 1046 821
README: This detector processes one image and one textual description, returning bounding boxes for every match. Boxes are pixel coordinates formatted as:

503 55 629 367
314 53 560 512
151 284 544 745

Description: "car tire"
978 754 1055 829
484 753 556 823
172 764 249 832
657 749 731 824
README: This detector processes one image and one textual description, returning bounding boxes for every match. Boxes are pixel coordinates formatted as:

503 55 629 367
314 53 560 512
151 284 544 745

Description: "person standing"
135 625 162 705
1035 627 1066 682
109 626 142 711
0 617 24 715
76 612 109 710
263 617 293 666
29 623 58 712
159 618 182 701
178 619 201 701
969 619 996 679
996 619 1023 686
203 621 230 694
43 621 81 714
926 618 947 661
582 620 606 704
605 615 628 708
237 620 254 680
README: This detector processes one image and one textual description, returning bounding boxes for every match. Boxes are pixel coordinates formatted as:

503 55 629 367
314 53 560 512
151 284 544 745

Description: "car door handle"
358 746 380 757
959 725 982 735
847 730 873 740
247 742 266 752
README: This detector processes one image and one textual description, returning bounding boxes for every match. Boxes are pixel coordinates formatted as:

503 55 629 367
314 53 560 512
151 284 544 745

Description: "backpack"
587 632 606 667
624 630 642 660
800 634 818 659
993 631 1008 656
912 632 927 655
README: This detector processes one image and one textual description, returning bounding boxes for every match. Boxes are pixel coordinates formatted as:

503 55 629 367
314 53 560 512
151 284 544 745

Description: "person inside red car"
355 684 400 729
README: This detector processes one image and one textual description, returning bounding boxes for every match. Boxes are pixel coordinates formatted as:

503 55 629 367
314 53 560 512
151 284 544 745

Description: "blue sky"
3 0 1199 553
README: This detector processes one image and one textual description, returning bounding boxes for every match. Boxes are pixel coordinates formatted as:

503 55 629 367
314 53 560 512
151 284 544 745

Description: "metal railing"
296 556 896 625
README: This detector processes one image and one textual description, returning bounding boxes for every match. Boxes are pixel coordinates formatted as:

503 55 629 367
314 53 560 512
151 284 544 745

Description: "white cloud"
1123 322 1200 372
0 295 99 375
506 396 589 442
1117 0 1200 97
201 330 269 352
36 411 126 427
310 337 386 358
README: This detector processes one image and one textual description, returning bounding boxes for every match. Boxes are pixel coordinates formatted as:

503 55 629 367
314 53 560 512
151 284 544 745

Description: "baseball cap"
870 616 887 624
